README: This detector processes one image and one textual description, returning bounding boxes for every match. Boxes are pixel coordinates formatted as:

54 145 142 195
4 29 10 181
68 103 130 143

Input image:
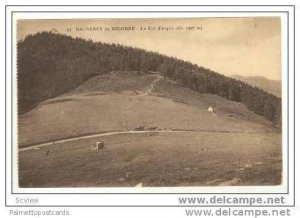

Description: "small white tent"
208 106 214 113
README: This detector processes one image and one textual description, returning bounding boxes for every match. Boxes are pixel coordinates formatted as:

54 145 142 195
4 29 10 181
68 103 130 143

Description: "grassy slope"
18 71 282 187
18 71 275 147
152 78 274 127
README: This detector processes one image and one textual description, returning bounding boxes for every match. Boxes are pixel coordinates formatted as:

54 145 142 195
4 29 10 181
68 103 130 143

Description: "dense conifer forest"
17 32 281 127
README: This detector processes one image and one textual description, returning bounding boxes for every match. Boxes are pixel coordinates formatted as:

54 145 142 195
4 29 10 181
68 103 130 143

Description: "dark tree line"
17 32 281 127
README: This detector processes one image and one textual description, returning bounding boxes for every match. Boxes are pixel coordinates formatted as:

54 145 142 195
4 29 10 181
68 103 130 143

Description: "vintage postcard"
16 17 284 190
3 4 299 218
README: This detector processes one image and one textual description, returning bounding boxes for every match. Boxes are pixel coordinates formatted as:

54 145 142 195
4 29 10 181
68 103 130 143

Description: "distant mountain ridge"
232 75 281 97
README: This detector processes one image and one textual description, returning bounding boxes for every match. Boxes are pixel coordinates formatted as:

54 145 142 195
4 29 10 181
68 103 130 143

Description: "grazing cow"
134 126 145 131
91 141 104 150
148 126 158 131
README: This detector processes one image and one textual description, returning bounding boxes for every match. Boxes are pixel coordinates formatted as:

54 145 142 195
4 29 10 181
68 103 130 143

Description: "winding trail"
19 129 259 152
140 74 163 96
19 130 188 152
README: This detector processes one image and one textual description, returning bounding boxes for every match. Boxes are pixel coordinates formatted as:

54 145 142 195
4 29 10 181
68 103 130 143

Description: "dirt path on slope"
19 128 262 152
140 75 163 96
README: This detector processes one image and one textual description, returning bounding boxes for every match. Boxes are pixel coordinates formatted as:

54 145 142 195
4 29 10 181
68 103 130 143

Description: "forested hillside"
17 32 281 126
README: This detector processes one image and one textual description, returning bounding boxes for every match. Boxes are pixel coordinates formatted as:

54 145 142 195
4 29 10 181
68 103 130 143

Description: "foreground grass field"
19 131 281 187
18 71 282 187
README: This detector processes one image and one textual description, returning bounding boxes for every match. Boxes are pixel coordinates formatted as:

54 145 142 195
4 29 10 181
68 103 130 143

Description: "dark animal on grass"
135 126 145 131
45 150 50 157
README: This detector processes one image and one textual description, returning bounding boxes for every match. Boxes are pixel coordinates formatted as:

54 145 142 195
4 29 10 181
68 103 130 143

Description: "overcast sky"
17 17 281 80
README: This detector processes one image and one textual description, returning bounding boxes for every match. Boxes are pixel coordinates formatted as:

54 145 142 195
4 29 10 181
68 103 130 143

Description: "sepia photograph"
16 17 282 188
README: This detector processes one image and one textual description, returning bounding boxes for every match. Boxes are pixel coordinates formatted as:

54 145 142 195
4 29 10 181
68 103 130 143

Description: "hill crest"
17 32 281 126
